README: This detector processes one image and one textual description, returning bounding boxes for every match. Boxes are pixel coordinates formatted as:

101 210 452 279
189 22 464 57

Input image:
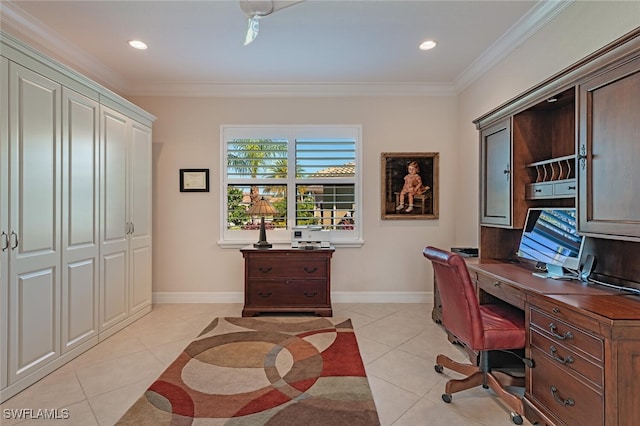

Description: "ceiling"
1 0 570 97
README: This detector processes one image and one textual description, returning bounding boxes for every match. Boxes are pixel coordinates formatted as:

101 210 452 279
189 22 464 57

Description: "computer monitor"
517 208 586 279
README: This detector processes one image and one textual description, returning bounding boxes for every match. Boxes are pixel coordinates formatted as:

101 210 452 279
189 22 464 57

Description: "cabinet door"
480 118 512 226
1 57 8 390
128 122 152 314
578 57 640 239
61 88 99 353
7 63 61 383
99 106 129 331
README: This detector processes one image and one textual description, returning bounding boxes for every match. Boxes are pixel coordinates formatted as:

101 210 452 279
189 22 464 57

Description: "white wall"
129 1 639 302
128 95 458 301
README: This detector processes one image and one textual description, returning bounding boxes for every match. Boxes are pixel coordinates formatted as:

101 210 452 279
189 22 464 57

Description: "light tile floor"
1 303 533 425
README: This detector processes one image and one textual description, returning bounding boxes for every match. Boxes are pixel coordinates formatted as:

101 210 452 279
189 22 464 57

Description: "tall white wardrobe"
0 32 155 402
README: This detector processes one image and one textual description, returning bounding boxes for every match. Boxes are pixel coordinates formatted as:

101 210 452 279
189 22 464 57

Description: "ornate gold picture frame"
381 152 439 220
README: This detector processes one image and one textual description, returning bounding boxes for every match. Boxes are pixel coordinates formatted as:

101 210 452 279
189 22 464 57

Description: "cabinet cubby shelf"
526 155 576 183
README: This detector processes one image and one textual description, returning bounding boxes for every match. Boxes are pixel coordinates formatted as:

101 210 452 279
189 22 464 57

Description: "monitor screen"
517 208 584 275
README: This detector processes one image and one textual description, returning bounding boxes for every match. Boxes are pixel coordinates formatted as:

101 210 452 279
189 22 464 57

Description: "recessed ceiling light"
128 40 148 50
419 40 437 51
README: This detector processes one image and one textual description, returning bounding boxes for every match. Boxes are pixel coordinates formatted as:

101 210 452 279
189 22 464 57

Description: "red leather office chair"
423 246 527 425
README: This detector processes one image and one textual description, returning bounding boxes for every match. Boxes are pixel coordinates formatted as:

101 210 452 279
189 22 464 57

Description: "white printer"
291 226 331 249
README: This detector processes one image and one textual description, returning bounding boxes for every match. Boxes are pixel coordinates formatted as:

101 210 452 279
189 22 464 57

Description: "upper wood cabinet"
480 118 512 227
578 55 640 241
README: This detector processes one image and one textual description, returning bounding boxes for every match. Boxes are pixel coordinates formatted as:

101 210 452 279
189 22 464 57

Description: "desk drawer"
476 273 525 309
247 257 327 279
530 328 603 388
529 346 603 426
246 280 328 307
530 307 603 363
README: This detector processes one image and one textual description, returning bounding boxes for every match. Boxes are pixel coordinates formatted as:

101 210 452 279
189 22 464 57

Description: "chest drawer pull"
550 386 575 407
258 267 272 273
304 266 318 273
552 307 560 314
549 323 573 340
550 346 574 365
258 291 272 297
493 281 501 286
304 291 318 297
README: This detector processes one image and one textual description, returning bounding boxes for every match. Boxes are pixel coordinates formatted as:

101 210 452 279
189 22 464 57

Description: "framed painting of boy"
381 152 439 220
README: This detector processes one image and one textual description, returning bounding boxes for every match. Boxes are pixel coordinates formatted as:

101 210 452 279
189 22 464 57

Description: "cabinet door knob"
1 231 8 251
10 231 18 250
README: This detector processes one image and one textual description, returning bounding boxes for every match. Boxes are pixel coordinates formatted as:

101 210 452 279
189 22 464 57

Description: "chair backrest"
423 246 484 350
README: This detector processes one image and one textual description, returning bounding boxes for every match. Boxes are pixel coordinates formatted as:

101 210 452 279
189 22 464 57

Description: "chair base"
435 353 525 422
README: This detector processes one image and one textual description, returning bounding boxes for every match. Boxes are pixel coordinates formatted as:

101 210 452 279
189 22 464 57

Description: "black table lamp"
247 197 277 249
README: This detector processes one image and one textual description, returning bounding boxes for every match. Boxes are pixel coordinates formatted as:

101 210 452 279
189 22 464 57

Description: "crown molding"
0 0 129 94
2 0 572 98
454 0 574 92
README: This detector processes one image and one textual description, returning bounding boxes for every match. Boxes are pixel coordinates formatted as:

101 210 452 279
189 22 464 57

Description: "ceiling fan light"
419 40 437 51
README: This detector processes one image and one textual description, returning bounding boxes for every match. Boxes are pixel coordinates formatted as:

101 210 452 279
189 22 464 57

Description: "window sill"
217 239 364 249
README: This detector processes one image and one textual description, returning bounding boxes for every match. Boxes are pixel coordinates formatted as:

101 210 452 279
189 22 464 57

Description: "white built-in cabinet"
0 32 154 403
99 106 152 337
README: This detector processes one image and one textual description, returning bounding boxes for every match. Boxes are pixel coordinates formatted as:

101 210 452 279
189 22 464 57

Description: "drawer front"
247 257 327 279
246 280 328 307
526 183 553 199
530 308 603 362
529 346 603 426
476 273 525 309
530 328 603 388
553 179 576 196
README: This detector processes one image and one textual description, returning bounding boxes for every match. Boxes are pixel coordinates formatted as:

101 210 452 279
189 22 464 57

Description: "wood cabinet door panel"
246 280 328 306
529 346 603 426
579 57 640 239
530 328 603 388
480 119 512 226
530 308 603 362
247 256 328 279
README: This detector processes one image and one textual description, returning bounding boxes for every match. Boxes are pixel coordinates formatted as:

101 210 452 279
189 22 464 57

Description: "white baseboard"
152 291 431 304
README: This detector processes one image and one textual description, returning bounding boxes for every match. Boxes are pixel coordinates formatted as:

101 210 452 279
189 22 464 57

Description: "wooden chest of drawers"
241 246 334 317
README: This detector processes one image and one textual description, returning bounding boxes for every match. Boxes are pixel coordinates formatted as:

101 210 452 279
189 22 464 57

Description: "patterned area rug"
117 317 380 425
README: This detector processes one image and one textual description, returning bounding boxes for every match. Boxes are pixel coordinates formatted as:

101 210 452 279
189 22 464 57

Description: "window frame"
219 125 363 248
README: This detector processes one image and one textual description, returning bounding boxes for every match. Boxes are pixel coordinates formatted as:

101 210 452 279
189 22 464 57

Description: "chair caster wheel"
510 413 523 425
434 365 443 374
441 393 452 403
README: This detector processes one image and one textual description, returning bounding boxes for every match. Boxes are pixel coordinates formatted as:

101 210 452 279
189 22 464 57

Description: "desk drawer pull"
304 266 318 273
550 386 574 407
549 323 573 340
492 281 501 287
552 307 560 314
550 346 574 365
304 291 318 298
258 291 272 298
258 267 272 273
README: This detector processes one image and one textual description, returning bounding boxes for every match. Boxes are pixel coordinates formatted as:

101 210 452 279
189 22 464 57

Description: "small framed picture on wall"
180 169 210 192
381 152 439 220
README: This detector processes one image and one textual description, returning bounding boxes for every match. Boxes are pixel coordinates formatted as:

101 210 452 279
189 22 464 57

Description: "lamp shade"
247 197 277 216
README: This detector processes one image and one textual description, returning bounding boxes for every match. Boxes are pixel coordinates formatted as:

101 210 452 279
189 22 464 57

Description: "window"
220 125 362 247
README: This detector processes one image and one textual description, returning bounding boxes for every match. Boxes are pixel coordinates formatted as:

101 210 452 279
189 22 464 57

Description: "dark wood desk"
458 260 640 426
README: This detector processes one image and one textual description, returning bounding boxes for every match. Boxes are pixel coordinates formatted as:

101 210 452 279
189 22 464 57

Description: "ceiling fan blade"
244 17 260 46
